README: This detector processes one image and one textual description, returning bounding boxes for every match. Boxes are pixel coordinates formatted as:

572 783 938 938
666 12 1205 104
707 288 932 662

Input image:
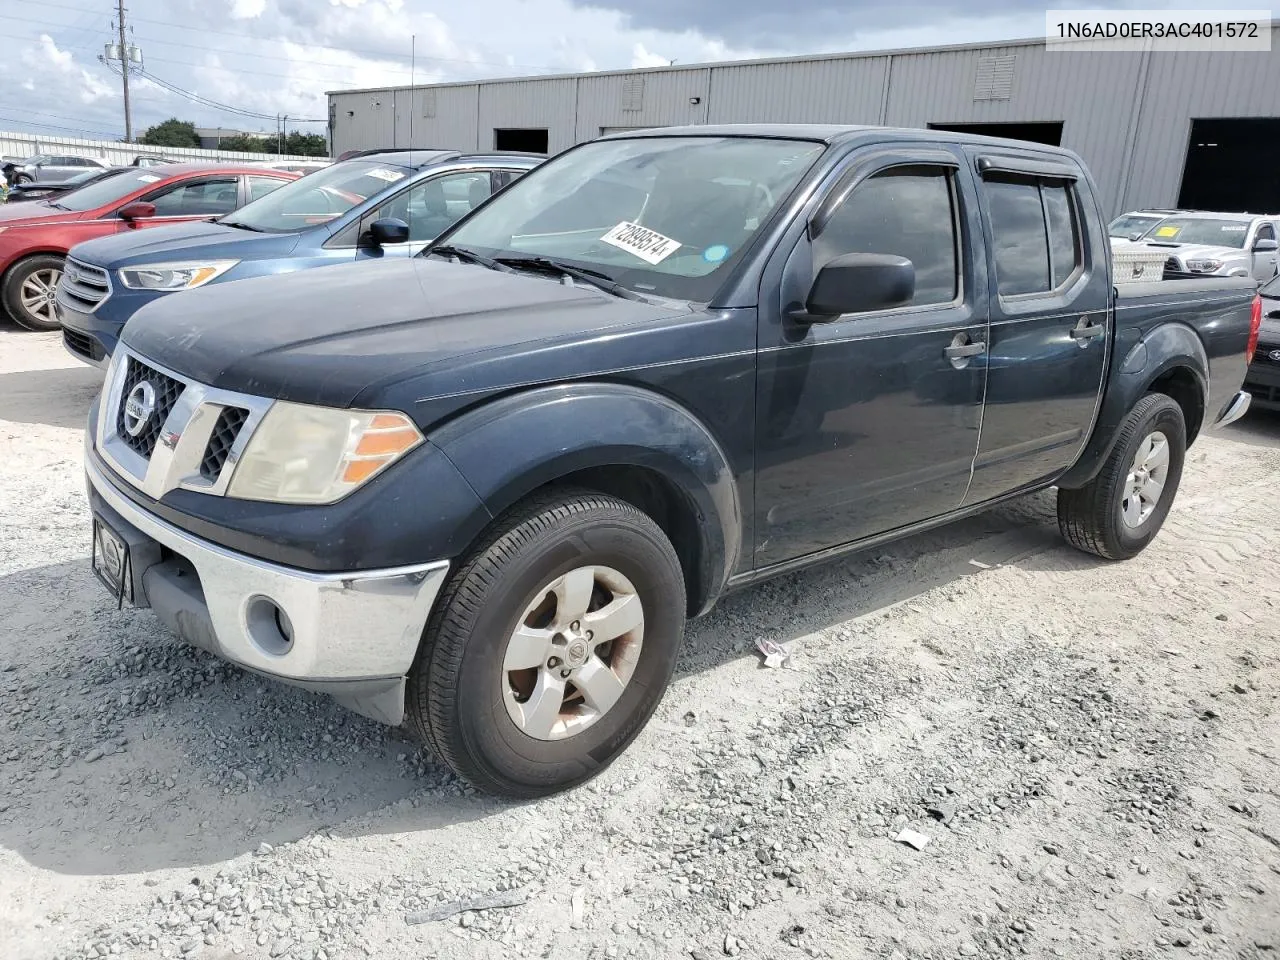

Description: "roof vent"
974 55 1016 101
622 76 645 112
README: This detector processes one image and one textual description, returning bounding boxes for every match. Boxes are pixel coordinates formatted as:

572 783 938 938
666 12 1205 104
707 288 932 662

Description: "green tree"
217 134 272 153
139 118 202 148
284 131 329 157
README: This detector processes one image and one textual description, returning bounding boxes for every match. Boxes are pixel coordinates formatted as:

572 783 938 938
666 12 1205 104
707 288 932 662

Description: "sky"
0 0 1274 143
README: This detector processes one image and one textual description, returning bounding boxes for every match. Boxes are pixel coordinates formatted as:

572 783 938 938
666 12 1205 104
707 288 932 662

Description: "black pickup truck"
83 125 1262 798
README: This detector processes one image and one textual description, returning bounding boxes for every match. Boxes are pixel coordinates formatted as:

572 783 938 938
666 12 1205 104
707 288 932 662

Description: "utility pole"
117 0 132 142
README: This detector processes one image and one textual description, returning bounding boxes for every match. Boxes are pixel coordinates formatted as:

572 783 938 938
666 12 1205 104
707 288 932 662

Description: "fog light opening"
245 595 295 657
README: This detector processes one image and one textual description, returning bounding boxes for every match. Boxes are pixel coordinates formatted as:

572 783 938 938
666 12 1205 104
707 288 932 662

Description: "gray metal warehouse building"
327 26 1280 217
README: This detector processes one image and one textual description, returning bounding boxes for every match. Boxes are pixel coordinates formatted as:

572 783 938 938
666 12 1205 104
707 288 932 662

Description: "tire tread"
406 487 679 796
1057 392 1183 560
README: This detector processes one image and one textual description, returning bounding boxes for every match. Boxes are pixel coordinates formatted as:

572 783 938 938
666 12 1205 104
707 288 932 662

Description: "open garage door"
927 121 1063 146
1178 119 1280 213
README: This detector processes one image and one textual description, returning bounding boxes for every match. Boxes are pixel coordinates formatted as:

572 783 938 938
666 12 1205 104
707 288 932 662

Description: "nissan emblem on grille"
1270 350 1280 363
123 381 157 438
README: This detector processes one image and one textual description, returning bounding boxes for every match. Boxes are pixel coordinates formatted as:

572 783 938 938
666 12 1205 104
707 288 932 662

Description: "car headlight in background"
1185 259 1224 273
117 260 239 291
226 403 423 504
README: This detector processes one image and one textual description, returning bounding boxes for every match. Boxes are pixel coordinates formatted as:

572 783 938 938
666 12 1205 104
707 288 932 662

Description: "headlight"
1185 259 1224 273
226 402 423 504
118 260 239 291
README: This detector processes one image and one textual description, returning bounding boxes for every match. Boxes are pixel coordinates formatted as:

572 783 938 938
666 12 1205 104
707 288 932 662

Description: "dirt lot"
1 328 1277 960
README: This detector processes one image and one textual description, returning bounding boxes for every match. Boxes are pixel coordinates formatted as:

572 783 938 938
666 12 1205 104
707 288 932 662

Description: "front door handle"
1070 317 1106 340
944 341 987 360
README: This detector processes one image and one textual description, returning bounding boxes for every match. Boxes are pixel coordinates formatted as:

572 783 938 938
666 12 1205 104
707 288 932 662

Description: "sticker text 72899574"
600 221 682 265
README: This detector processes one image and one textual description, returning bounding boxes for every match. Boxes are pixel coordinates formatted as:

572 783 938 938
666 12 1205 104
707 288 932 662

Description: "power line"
138 68 326 123
19 0 562 71
0 114 123 139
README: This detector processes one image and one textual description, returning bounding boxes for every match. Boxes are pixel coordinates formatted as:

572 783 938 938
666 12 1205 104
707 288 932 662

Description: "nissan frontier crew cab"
83 125 1262 799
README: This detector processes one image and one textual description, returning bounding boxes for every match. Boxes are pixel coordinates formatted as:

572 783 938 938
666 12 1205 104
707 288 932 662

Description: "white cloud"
630 43 671 68
230 0 268 18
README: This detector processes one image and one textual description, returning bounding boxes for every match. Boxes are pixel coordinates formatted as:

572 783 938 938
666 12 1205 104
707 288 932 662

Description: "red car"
0 164 298 330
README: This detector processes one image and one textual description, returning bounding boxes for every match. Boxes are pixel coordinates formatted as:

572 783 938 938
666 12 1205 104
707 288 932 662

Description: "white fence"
0 130 323 165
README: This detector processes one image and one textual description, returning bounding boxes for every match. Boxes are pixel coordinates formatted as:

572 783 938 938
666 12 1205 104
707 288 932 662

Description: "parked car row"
1108 208 1280 283
0 164 300 330
63 124 1262 798
1 153 329 192
53 150 539 359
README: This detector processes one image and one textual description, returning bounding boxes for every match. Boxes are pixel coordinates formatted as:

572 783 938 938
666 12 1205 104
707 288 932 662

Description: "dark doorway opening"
927 121 1064 146
1178 118 1280 213
494 128 549 154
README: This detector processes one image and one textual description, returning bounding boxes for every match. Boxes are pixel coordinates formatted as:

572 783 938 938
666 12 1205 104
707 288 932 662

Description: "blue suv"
59 149 541 364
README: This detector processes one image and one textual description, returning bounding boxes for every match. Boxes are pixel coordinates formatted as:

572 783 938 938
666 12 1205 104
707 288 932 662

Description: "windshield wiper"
46 201 70 211
221 220 264 232
494 255 646 302
428 244 510 272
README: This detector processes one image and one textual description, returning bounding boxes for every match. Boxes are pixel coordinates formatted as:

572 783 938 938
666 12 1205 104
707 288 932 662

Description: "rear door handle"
944 342 987 360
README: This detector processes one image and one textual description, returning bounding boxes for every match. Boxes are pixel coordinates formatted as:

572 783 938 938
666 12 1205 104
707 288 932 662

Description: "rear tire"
1057 393 1186 560
2 254 65 331
406 488 686 798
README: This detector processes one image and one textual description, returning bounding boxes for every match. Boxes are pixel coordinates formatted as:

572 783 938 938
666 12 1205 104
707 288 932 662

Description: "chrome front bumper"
1213 390 1252 428
86 454 449 725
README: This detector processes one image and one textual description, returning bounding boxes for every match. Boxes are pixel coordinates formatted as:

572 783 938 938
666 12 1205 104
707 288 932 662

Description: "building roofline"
325 20 1279 97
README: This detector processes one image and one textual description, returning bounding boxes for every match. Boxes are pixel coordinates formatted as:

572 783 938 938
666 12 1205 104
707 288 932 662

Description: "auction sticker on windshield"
1154 225 1181 238
367 168 405 183
601 221 681 265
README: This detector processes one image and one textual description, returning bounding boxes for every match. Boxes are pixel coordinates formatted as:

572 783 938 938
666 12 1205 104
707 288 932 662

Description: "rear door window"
246 176 289 203
147 179 240 217
983 174 1081 296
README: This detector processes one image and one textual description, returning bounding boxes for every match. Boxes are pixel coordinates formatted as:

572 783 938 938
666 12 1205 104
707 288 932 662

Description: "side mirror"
1253 238 1278 253
1128 232 1146 242
118 201 156 221
796 253 915 321
368 218 410 246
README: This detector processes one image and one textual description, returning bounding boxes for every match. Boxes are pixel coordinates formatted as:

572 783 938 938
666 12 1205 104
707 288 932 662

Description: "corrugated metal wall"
329 26 1280 216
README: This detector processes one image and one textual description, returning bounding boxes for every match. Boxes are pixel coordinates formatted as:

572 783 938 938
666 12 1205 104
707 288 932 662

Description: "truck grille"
200 406 249 481
59 258 112 311
115 356 186 459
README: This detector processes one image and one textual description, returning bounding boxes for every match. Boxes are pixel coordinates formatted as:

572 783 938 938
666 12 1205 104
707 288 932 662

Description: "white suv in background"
1121 212 1279 282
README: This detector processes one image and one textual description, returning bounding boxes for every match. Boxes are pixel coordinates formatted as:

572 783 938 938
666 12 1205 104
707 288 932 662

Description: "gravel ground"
1 328 1278 960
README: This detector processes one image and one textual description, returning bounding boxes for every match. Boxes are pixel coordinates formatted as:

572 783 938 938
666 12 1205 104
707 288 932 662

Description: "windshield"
440 136 827 301
220 159 412 233
54 169 173 212
1109 213 1162 238
1141 217 1252 248
19 154 50 166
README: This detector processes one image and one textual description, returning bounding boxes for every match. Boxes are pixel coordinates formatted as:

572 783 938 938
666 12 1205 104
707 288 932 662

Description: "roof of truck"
600 123 1081 155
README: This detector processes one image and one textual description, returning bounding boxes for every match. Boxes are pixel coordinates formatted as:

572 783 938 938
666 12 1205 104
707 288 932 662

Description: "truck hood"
121 257 691 409
1138 241 1247 262
71 220 302 267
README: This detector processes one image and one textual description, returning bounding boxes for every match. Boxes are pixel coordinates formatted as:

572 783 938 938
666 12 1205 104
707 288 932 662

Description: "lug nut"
547 656 561 668
570 620 581 631
560 669 572 679
585 630 594 641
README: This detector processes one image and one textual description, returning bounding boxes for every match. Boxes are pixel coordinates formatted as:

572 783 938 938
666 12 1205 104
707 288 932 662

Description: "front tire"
406 489 686 798
1057 393 1186 560
2 254 65 331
